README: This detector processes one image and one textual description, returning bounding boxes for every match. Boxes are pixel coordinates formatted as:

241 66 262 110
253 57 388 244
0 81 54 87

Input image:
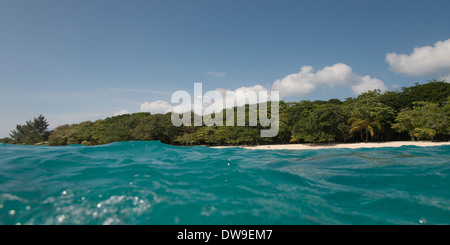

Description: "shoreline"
211 141 450 150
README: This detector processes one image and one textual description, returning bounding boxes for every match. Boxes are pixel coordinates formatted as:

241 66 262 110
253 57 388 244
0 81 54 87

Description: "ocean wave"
1 141 449 224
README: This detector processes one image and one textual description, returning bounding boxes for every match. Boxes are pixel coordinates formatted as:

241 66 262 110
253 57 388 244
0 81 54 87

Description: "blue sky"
1 0 450 137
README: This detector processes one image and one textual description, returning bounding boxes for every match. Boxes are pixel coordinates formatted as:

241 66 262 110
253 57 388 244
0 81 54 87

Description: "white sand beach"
213 141 450 150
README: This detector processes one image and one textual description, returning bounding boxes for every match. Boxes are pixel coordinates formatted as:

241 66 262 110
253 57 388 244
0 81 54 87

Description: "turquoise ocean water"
0 141 449 225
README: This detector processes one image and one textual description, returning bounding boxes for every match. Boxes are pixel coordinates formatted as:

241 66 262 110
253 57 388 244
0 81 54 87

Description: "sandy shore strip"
212 141 450 150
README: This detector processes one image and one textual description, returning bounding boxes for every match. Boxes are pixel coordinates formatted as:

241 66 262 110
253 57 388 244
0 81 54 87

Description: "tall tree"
392 108 416 140
349 90 396 142
292 103 347 143
348 107 383 143
10 115 50 144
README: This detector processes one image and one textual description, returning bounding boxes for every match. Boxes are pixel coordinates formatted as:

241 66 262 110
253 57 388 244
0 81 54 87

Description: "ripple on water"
1 141 450 224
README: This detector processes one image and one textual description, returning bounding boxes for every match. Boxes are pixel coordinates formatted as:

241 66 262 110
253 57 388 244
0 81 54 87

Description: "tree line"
1 80 449 146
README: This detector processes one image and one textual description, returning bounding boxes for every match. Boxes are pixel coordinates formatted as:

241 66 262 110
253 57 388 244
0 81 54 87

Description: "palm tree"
348 108 383 143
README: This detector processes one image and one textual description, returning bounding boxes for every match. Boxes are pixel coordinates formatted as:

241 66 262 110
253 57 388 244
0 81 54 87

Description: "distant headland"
1 80 449 148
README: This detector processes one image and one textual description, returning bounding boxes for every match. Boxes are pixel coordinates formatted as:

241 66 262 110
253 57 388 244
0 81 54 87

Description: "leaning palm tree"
348 108 383 143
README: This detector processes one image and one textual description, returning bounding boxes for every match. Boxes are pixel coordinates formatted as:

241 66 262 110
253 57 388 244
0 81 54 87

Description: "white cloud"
141 84 276 117
140 64 387 117
205 71 227 78
113 109 129 116
234 85 268 93
271 63 387 97
440 74 450 83
224 85 269 104
350 76 387 95
186 85 273 115
140 100 173 114
391 84 400 90
271 66 317 97
215 84 277 108
386 39 450 77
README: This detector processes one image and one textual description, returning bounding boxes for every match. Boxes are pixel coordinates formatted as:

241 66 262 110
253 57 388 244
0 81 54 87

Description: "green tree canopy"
393 101 449 140
6 80 449 146
10 115 50 145
292 103 347 143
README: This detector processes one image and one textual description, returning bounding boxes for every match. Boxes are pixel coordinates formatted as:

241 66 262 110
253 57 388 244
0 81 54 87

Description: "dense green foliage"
46 112 183 146
3 80 450 146
7 115 50 145
392 100 449 140
0 137 14 144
